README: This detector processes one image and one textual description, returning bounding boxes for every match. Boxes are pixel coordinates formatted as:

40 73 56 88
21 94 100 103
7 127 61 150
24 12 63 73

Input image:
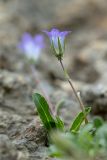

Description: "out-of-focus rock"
1 0 107 30
72 40 107 83
0 134 29 160
0 0 107 46
82 84 107 119
12 119 47 153
0 70 33 101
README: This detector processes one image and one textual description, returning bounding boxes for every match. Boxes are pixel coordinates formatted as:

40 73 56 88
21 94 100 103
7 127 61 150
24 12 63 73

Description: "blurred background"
1 0 107 159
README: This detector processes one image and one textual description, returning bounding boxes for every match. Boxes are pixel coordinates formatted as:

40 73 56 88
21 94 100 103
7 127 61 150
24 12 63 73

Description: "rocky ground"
1 0 107 159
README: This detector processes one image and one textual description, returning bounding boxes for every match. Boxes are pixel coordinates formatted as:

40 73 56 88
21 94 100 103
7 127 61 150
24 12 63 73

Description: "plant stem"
30 65 55 114
59 59 88 124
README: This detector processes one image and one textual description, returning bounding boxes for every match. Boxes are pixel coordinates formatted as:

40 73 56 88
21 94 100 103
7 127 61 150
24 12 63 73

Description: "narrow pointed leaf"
56 99 65 116
32 93 56 130
55 116 64 130
70 107 91 132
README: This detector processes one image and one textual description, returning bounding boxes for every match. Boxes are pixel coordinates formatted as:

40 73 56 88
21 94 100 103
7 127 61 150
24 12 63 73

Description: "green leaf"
93 116 104 129
49 145 62 157
32 93 56 131
70 107 91 133
55 116 64 131
56 99 65 116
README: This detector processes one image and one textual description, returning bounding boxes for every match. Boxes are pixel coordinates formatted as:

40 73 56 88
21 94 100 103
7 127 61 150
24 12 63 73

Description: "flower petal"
42 30 51 37
50 28 60 36
34 34 45 48
60 31 71 38
59 31 71 46
43 28 71 56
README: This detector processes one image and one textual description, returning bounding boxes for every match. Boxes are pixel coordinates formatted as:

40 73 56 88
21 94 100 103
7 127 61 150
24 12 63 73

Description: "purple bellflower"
19 32 45 60
43 28 71 60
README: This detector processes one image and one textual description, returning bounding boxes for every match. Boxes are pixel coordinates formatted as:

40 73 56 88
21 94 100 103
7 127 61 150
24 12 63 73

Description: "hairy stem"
59 59 88 124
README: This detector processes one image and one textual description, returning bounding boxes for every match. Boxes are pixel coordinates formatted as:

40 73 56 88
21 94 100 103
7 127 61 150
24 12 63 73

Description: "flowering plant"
43 28 71 60
19 29 107 160
19 32 45 60
32 28 90 133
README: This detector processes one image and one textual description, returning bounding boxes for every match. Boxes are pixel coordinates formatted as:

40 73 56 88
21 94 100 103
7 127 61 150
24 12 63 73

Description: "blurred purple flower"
43 28 71 59
19 32 45 60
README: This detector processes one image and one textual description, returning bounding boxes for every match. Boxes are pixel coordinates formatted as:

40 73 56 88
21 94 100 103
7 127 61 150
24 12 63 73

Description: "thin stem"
59 59 88 124
30 65 55 114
